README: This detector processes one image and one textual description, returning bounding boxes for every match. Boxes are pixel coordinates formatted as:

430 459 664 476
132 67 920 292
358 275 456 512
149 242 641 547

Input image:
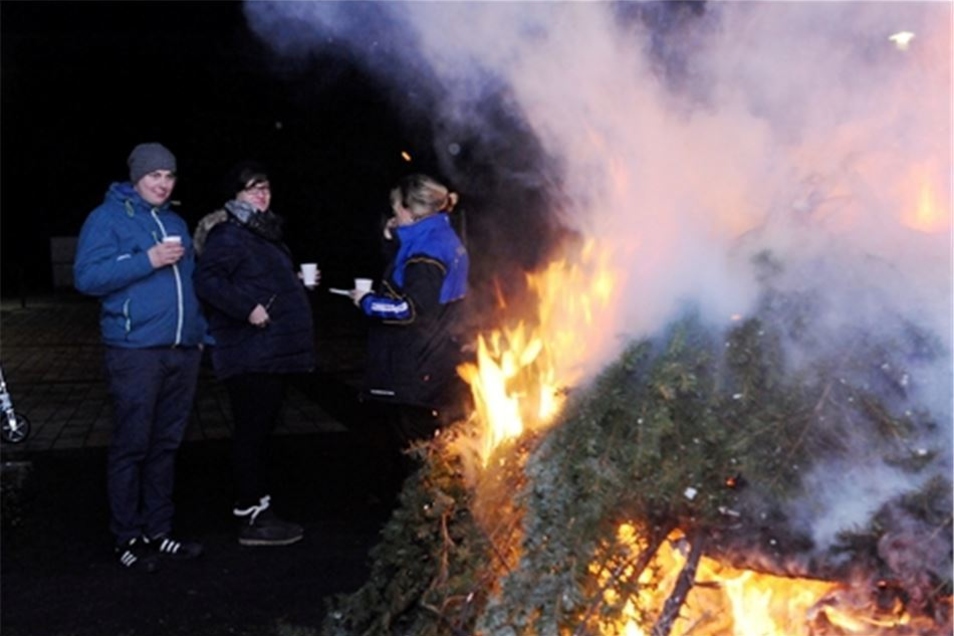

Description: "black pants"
393 404 441 447
361 378 473 498
393 375 473 446
224 372 286 508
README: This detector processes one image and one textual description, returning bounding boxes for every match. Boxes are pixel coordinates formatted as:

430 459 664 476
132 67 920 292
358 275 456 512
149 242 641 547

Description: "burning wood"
322 247 951 636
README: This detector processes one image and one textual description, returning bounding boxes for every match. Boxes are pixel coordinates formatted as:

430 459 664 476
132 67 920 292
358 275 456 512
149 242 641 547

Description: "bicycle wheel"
1 412 30 444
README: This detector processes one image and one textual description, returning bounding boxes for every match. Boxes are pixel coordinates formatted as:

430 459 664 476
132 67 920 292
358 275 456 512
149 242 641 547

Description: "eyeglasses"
244 184 271 195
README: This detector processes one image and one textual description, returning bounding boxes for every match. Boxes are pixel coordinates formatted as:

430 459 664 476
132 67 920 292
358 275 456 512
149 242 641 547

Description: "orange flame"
595 525 937 636
458 239 620 465
458 183 950 631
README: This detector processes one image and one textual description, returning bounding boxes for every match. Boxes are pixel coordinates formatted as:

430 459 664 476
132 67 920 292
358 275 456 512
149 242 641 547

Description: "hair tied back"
444 192 459 213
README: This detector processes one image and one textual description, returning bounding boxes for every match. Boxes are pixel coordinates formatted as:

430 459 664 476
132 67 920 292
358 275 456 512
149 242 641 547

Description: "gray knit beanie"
127 143 177 183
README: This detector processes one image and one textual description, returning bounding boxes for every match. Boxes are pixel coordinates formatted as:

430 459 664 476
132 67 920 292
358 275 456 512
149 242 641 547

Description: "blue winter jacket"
73 182 207 348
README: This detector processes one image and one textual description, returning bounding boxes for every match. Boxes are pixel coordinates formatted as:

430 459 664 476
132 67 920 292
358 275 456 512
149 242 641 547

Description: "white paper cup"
354 278 373 292
301 263 318 287
163 235 182 245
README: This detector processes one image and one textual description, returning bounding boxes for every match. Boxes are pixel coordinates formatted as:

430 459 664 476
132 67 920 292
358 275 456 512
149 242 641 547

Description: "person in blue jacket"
193 162 315 547
351 173 471 446
74 142 206 572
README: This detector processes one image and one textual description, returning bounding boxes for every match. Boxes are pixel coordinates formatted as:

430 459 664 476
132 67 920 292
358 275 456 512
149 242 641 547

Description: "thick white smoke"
245 1 952 551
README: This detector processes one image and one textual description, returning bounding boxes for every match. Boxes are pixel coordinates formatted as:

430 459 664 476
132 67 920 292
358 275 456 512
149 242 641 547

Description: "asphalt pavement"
0 291 404 636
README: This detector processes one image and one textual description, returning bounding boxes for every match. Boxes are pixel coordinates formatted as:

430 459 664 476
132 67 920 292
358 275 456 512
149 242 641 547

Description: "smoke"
244 2 952 551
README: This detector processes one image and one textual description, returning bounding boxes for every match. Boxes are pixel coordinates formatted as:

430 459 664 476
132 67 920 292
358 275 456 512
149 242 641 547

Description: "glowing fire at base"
594 525 931 636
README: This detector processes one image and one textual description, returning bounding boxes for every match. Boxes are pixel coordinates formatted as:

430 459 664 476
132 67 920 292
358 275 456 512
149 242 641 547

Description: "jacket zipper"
151 209 184 346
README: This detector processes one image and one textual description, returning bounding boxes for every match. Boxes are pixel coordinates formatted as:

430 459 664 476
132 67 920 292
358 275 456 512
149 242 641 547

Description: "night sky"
1 0 481 299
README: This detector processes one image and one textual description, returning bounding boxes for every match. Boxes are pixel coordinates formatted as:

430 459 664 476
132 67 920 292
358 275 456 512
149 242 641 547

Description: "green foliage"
321 253 951 635
322 428 494 636
478 302 950 633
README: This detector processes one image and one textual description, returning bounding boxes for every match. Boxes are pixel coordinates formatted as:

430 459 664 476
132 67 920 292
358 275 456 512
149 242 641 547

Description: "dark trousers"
393 404 441 447
365 399 457 497
360 377 473 501
104 347 202 544
224 372 286 508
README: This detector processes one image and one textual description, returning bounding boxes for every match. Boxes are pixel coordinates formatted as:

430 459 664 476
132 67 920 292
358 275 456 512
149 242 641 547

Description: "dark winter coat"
192 201 315 379
73 182 207 348
359 213 469 409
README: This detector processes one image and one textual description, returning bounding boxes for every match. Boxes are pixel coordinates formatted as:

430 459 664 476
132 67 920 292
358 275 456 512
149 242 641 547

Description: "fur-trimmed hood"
193 201 284 257
192 209 229 257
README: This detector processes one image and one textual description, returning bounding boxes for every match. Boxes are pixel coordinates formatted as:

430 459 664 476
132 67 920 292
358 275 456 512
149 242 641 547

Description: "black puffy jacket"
193 206 315 379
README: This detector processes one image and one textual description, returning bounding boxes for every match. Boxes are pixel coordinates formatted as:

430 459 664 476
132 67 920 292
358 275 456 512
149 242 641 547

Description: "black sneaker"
115 537 160 573
143 533 204 560
234 495 304 547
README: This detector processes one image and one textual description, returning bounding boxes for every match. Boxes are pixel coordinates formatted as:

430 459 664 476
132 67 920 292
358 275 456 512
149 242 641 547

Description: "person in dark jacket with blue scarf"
74 142 206 572
193 162 315 547
351 173 470 446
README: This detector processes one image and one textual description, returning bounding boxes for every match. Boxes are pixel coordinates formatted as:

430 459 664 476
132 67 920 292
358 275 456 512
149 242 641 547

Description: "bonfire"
321 234 952 636
284 2 953 633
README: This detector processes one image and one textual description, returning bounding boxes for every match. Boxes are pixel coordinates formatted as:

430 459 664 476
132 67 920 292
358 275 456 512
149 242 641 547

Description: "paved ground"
0 293 365 452
0 292 406 636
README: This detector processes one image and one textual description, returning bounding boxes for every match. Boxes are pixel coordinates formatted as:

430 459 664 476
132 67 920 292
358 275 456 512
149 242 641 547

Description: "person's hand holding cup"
300 262 320 289
149 235 184 268
351 278 373 306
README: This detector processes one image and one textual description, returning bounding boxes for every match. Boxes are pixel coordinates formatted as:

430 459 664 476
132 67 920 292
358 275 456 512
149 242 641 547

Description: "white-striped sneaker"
143 534 204 560
115 537 160 572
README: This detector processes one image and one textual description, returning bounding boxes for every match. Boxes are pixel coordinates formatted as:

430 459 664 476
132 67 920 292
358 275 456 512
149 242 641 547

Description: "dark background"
1 1 419 298
0 0 566 316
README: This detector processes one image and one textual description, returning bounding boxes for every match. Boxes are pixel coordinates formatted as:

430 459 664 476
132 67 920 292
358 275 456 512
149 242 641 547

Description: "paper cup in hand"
354 278 373 293
301 263 318 287
162 235 182 245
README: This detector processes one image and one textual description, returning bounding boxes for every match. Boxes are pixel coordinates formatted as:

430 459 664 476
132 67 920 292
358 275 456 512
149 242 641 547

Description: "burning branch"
651 529 706 636
572 521 676 636
323 252 951 636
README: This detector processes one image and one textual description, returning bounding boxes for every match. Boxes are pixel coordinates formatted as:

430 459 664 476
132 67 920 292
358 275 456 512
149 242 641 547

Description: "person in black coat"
193 162 316 547
350 174 471 445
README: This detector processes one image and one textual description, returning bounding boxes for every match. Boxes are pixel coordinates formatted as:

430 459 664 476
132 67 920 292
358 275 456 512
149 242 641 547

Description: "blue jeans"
104 347 202 544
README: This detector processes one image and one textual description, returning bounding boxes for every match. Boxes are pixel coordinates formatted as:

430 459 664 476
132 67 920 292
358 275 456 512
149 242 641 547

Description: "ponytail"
443 191 459 213
399 173 459 220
